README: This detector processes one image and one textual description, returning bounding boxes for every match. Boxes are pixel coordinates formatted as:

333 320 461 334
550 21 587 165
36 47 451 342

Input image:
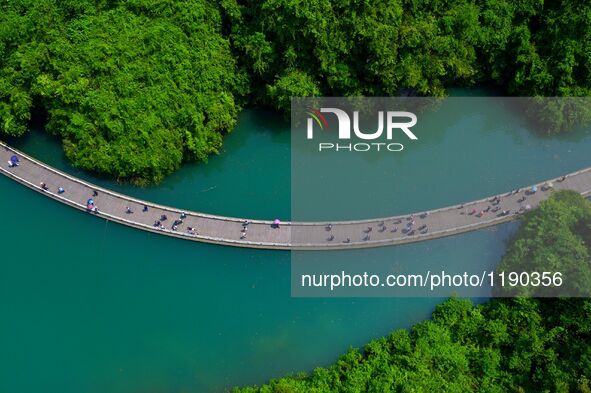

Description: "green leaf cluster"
0 0 242 183
227 0 591 110
496 190 591 297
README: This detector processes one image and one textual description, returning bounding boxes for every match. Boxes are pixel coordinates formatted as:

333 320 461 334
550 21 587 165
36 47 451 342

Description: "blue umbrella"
87 198 94 205
531 185 538 192
10 155 18 163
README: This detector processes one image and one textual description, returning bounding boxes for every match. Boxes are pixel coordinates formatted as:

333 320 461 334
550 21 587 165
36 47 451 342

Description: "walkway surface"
2 141 591 250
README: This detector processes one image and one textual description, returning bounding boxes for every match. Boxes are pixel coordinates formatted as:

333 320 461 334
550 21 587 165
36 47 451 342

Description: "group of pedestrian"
39 181 65 194
7 155 19 167
241 220 250 239
152 212 193 234
325 213 433 243
86 191 99 214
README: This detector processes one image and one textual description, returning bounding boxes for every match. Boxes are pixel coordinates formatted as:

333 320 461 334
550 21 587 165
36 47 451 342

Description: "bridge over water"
1 141 590 250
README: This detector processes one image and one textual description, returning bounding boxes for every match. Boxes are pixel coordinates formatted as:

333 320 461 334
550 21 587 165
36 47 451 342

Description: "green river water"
1 99 591 392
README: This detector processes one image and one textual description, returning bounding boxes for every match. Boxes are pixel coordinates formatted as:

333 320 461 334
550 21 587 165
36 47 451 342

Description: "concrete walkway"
2 141 590 250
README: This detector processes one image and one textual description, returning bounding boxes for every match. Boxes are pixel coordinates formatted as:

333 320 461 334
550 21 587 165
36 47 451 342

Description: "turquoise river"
2 96 591 392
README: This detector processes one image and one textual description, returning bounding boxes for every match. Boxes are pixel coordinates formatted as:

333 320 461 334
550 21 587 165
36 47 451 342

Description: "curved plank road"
1 141 591 250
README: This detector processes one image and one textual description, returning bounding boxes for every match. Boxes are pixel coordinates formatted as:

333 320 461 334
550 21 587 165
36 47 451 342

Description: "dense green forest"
234 191 591 392
496 190 591 297
1 0 591 181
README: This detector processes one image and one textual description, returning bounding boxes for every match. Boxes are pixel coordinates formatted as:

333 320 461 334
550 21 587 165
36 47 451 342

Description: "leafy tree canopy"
0 0 242 183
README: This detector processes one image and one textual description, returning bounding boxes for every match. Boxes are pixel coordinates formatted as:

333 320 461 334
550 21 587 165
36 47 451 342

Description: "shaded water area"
2 95 591 392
